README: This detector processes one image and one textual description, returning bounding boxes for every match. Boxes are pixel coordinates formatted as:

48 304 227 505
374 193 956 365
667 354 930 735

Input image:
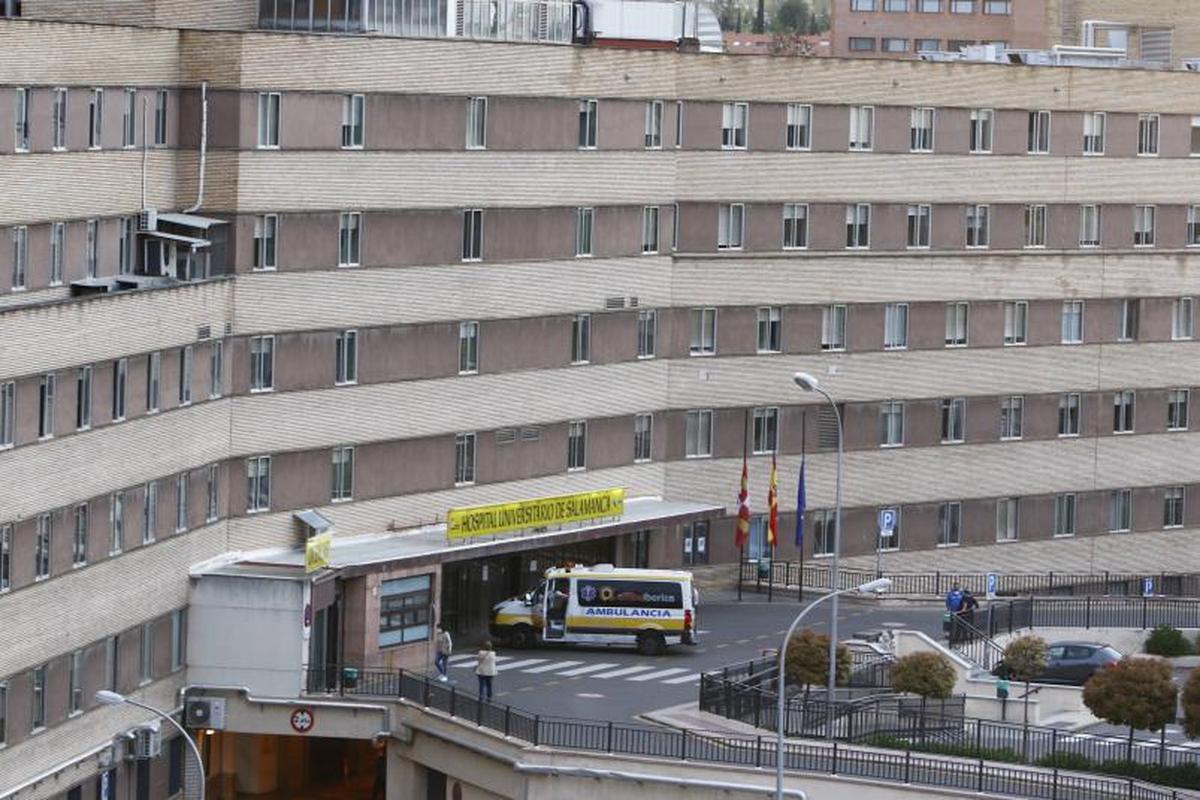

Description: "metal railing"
981 596 1200 638
305 665 1197 800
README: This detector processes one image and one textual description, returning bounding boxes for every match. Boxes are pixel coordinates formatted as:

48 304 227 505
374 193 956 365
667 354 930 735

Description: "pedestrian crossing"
445 654 702 685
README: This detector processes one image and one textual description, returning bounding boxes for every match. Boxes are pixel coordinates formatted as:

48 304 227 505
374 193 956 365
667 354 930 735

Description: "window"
250 336 275 392
341 93 364 148
1117 298 1138 342
786 104 811 150
675 100 684 148
690 308 716 355
884 0 907 8
1109 489 1132 532
0 381 11 449
1174 298 1194 340
1003 301 1028 345
1165 486 1186 528
139 622 152 683
850 0 875 8
1078 204 1101 247
845 203 870 248
379 574 433 647
1024 204 1046 248
880 400 904 447
49 222 64 285
451 432 477 485
154 89 167 146
575 207 593 257
756 307 781 353
146 352 160 413
462 208 483 261
671 203 679 251
466 96 487 149
209 340 224 399
967 109 993 154
822 304 847 351
253 214 278 270
1027 110 1050 154
112 357 127 421
458 321 479 373
1137 113 1159 156
85 219 98 278
338 211 361 266
570 313 591 364
910 107 934 152
644 100 663 148
812 510 837 557
1054 494 1076 536
143 481 157 544
1193 116 1200 156
718 203 744 249
950 0 973 10
966 204 989 247
721 102 748 149
35 514 51 580
637 310 656 358
685 409 713 457
882 37 909 52
782 203 808 249
916 38 941 51
31 665 46 730
937 502 961 546
88 89 104 149
567 421 587 470
1061 301 1084 344
331 446 355 500
107 491 124 556
1112 389 1135 433
1168 389 1189 431
576 98 599 149
849 106 873 151
0 525 9 592
884 303 908 349
996 498 1019 541
52 88 67 150
1083 111 1105 154
176 472 189 532
634 413 653 462
983 0 1010 12
752 407 779 454
14 87 29 152
171 609 187 671
906 204 931 248
944 302 969 347
122 88 136 148
1189 207 1200 246
257 92 280 148
848 37 875 51
941 397 966 443
178 345 193 406
206 463 219 522
334 329 357 385
73 503 88 566
118 216 134 274
11 225 26 290
247 456 271 512
1134 205 1156 247
642 205 660 253
1059 393 1081 437
70 650 83 714
1000 395 1023 440
37 373 55 439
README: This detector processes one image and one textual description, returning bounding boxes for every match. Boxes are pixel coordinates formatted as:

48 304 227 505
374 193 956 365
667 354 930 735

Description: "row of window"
11 86 168 153
847 36 1007 54
847 0 1011 14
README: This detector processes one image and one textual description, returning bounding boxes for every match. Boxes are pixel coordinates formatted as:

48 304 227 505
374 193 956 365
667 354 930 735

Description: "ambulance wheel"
637 631 665 656
509 625 535 649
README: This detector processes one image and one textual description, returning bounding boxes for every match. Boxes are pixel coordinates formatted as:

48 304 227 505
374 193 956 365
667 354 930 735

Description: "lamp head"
94 690 126 706
857 578 892 594
793 372 820 392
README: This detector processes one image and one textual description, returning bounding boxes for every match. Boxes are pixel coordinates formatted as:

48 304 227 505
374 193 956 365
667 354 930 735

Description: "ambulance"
489 564 698 655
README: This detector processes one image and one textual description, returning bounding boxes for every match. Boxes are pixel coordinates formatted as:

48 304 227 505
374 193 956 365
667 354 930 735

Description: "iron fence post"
1051 727 1057 763
977 757 984 792
831 739 838 775
533 714 540 746
1086 596 1091 629
904 749 910 784
755 734 762 768
606 720 614 752
975 718 982 755
423 675 431 707
504 705 511 737
476 691 484 725
680 728 688 761
450 686 457 717
1052 768 1059 800
1143 596 1149 629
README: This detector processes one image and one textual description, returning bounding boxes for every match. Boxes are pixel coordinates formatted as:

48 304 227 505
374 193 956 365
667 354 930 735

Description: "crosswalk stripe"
497 658 548 671
521 660 583 673
556 662 622 677
450 655 513 669
590 665 658 679
661 672 702 684
627 667 691 682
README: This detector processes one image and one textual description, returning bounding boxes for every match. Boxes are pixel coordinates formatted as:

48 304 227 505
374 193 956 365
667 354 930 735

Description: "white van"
489 564 698 655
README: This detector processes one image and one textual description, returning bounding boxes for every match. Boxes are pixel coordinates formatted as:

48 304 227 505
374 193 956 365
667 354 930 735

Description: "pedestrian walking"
475 641 497 701
945 582 966 644
434 626 452 682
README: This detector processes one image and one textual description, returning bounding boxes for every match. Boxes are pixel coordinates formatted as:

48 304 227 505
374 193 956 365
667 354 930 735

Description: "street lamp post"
96 690 206 800
792 371 844 733
774 578 891 800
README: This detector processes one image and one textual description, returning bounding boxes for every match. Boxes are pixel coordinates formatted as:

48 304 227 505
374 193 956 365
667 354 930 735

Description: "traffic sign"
1143 577 1154 597
290 707 315 734
878 508 896 538
986 572 999 601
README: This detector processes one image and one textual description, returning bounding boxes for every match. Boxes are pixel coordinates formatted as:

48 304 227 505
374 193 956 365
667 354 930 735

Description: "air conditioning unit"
128 725 162 760
185 697 227 730
138 208 158 232
97 744 118 769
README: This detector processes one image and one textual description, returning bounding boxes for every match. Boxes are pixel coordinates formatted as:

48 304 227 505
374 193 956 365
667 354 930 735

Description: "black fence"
981 596 1200 638
306 664 1197 800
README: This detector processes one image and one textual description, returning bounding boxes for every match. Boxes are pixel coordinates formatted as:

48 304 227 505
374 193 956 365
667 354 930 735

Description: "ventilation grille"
520 426 541 441
604 296 626 310
495 428 517 445
196 325 211 340
817 405 842 450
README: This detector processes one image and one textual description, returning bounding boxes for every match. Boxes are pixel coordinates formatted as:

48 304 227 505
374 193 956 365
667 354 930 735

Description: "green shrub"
1145 625 1194 657
1036 751 1200 791
1036 751 1094 770
860 733 1022 764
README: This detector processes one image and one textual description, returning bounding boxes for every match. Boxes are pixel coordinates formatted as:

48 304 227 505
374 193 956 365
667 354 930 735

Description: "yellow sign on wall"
305 532 333 573
448 488 626 541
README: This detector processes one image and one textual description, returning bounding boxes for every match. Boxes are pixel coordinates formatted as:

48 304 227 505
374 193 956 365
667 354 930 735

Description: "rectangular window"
338 211 361 266
1193 116 1200 156
571 313 591 364
458 321 479 373
1138 113 1159 156
112 357 127 421
752 407 779 454
822 304 847 351
906 204 931 248
146 352 161 413
105 636 117 692
72 503 88 566
845 203 870 248
178 345 193 406
644 100 663 148
1164 486 1185 528
206 463 219 522
850 0 876 8
884 0 907 8
253 214 278 270
38 372 55 439
109 492 125 555
1189 206 1200 247
1027 110 1050 154
118 216 135 274
941 397 966 443
685 409 713 457
1110 489 1132 532
782 203 808 249
1168 388 1190 431
0 381 11 448
70 649 83 714
675 100 684 148
379 574 433 647
247 456 271 512
1061 300 1084 344
0 525 9 592
250 335 275 392
341 93 364 148
1059 393 1081 437
884 303 908 349
882 37 909 52
756 307 781 353
1054 494 1076 536
171 609 187 671
334 329 358 385
257 92 280 148
331 446 355 500
849 106 873 151
35 514 51 580
983 0 1010 11
85 219 98 278
1004 301 1028 345
122 88 136 148
154 89 167 146
1083 111 1105 154
1175 298 1195 340
14 87 29 152
1134 205 1156 247
637 310 656 358
880 400 904 447
462 208 483 261
1000 395 1023 440
567 421 587 470
1080 204 1101 247
718 203 744 250
690 308 717 355
52 88 67 150
31 665 46 730
1110 298 1136 343
465 96 487 149
966 204 990 248
721 102 748 149
848 37 876 51
944 302 969 347
49 222 64 285
11 225 27 290
916 37 941 51
143 480 157 544
642 205 660 253
209 340 224 399
139 622 152 683
910 107 934 152
786 103 811 150
1024 204 1046 248
88 89 104 149
1112 389 1135 433
950 0 973 10
672 203 680 251
937 502 961 546
450 433 475 486
634 413 653 462
812 510 838 557
578 99 598 148
575 207 593 257
996 498 1019 542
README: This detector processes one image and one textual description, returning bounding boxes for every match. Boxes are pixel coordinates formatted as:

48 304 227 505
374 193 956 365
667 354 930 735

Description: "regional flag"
735 456 751 548
767 454 779 547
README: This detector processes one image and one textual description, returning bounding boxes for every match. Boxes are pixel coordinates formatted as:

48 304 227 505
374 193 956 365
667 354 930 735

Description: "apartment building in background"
5 0 1200 797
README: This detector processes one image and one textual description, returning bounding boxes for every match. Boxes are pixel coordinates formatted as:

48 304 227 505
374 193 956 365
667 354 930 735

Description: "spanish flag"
767 454 779 548
734 456 751 548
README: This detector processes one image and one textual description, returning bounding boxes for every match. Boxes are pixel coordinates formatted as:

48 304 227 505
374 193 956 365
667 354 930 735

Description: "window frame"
331 445 356 500
1054 493 1076 537
1168 388 1190 432
1061 300 1084 344
1058 392 1081 438
909 106 935 153
685 409 713 458
578 99 598 149
335 329 358 385
636 309 657 359
848 105 874 151
821 304 847 351
642 205 660 254
717 203 745 250
575 206 594 258
941 397 966 443
782 203 808 250
880 399 904 448
567 420 588 471
1082 111 1106 155
1000 395 1024 440
751 406 779 455
721 102 749 150
1023 204 1047 248
337 211 362 267
246 455 272 513
570 313 591 364
690 307 717 356
884 302 909 350
458 320 480 374
756 306 782 353
257 91 281 149
906 204 931 249
1027 109 1051 155
786 103 812 151
644 100 663 149
633 413 653 463
466 96 488 150
1137 113 1160 157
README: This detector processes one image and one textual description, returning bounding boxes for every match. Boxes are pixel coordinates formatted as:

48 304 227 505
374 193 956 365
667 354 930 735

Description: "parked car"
992 641 1122 685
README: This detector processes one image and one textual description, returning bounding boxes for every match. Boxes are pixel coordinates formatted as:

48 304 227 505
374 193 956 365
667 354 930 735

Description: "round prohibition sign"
290 707 315 734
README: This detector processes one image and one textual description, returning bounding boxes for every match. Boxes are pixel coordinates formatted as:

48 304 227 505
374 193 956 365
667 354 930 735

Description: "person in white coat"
475 641 498 701
434 626 453 682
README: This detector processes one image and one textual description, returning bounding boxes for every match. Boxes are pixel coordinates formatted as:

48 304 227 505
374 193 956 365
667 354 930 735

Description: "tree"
1083 657 1178 764
891 652 957 744
784 628 851 702
1183 668 1200 739
770 0 811 34
1002 635 1047 755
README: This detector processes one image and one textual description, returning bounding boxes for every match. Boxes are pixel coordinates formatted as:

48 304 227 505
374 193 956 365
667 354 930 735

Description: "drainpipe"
184 82 208 214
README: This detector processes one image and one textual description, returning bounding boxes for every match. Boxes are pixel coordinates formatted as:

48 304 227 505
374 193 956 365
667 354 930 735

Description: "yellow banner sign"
305 532 333 573
448 488 626 541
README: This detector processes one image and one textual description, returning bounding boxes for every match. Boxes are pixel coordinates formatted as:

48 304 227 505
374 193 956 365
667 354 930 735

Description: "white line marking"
556 662 622 677
450 655 513 668
627 667 691 682
496 658 548 671
661 672 703 684
591 665 658 679
521 660 583 674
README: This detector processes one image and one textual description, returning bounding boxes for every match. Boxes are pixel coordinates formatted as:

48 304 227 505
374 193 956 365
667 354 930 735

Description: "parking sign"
986 572 999 601
878 508 896 539
1143 577 1154 597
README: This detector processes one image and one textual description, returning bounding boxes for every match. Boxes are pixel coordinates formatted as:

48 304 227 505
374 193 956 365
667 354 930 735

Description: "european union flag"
794 460 806 547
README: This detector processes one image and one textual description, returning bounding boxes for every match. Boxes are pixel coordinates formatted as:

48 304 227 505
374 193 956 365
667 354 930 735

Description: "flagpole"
737 408 749 602
799 412 806 603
